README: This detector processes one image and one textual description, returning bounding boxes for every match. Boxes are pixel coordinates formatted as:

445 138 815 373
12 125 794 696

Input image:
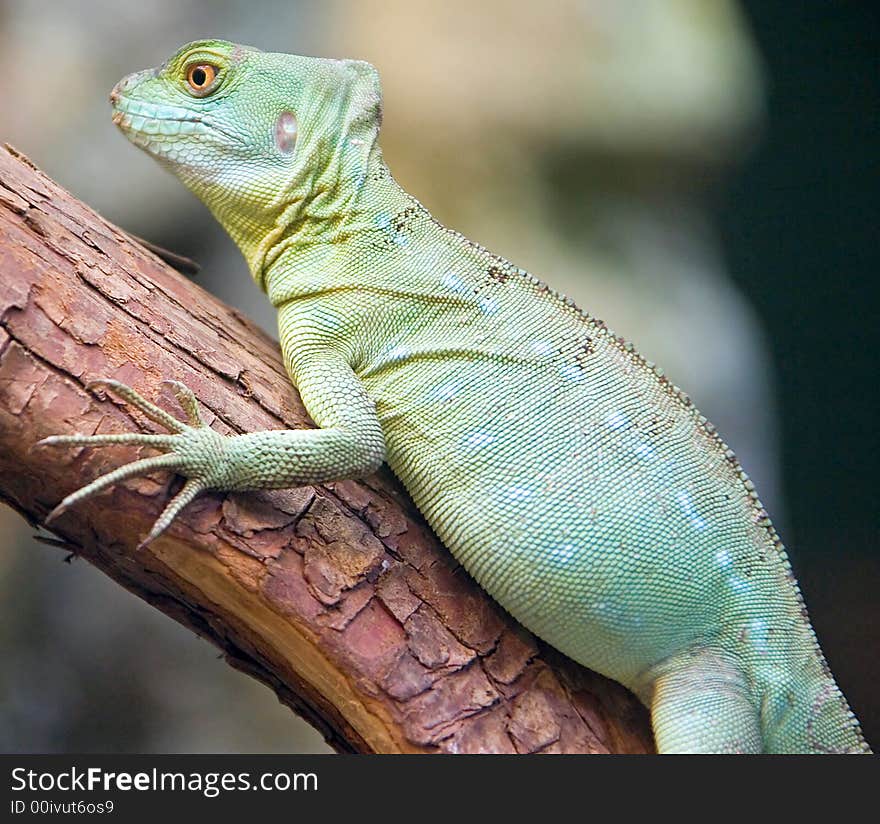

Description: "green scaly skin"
41 40 869 753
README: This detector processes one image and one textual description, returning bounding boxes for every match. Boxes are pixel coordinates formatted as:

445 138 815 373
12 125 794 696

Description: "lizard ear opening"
274 111 298 154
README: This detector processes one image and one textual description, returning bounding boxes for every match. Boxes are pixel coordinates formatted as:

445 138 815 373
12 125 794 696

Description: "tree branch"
0 144 653 754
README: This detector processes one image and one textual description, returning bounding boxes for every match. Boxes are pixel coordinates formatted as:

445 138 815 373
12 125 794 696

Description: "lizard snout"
109 69 156 106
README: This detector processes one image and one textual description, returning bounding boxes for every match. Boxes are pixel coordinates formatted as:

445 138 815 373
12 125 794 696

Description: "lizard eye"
185 63 218 95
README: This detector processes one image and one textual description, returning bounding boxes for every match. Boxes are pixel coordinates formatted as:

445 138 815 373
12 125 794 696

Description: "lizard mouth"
110 94 246 160
112 96 205 140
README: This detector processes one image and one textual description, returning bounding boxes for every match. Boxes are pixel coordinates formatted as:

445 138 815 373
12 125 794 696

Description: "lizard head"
110 39 383 284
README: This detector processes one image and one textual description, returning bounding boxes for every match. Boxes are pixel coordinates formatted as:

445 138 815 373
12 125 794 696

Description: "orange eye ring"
186 63 218 94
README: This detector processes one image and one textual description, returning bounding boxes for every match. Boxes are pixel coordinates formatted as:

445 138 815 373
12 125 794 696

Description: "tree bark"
0 144 653 754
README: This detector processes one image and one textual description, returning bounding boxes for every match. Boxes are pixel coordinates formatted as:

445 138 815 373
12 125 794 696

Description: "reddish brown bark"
0 144 653 753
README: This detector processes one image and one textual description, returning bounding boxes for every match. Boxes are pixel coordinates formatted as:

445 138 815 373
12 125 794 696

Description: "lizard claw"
36 433 177 450
86 379 188 434
44 500 70 525
40 378 218 546
136 478 205 550
44 454 180 527
161 380 204 427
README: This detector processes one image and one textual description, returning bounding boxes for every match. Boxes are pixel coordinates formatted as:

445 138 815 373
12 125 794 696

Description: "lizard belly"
361 344 793 690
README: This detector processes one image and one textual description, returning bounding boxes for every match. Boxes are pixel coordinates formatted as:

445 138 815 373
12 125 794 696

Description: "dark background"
721 2 878 740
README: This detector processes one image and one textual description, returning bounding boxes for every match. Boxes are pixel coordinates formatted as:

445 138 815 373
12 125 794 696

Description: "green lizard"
41 40 869 753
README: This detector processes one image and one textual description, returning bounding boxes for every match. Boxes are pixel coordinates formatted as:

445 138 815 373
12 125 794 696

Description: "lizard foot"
38 379 227 549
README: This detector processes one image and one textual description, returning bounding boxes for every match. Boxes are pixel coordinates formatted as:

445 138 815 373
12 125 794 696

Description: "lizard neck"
260 151 416 306
195 61 388 293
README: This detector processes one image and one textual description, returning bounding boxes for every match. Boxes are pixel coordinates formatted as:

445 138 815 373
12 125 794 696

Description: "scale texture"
45 40 868 753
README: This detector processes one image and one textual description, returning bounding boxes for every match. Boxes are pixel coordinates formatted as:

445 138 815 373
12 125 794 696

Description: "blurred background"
0 0 876 752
